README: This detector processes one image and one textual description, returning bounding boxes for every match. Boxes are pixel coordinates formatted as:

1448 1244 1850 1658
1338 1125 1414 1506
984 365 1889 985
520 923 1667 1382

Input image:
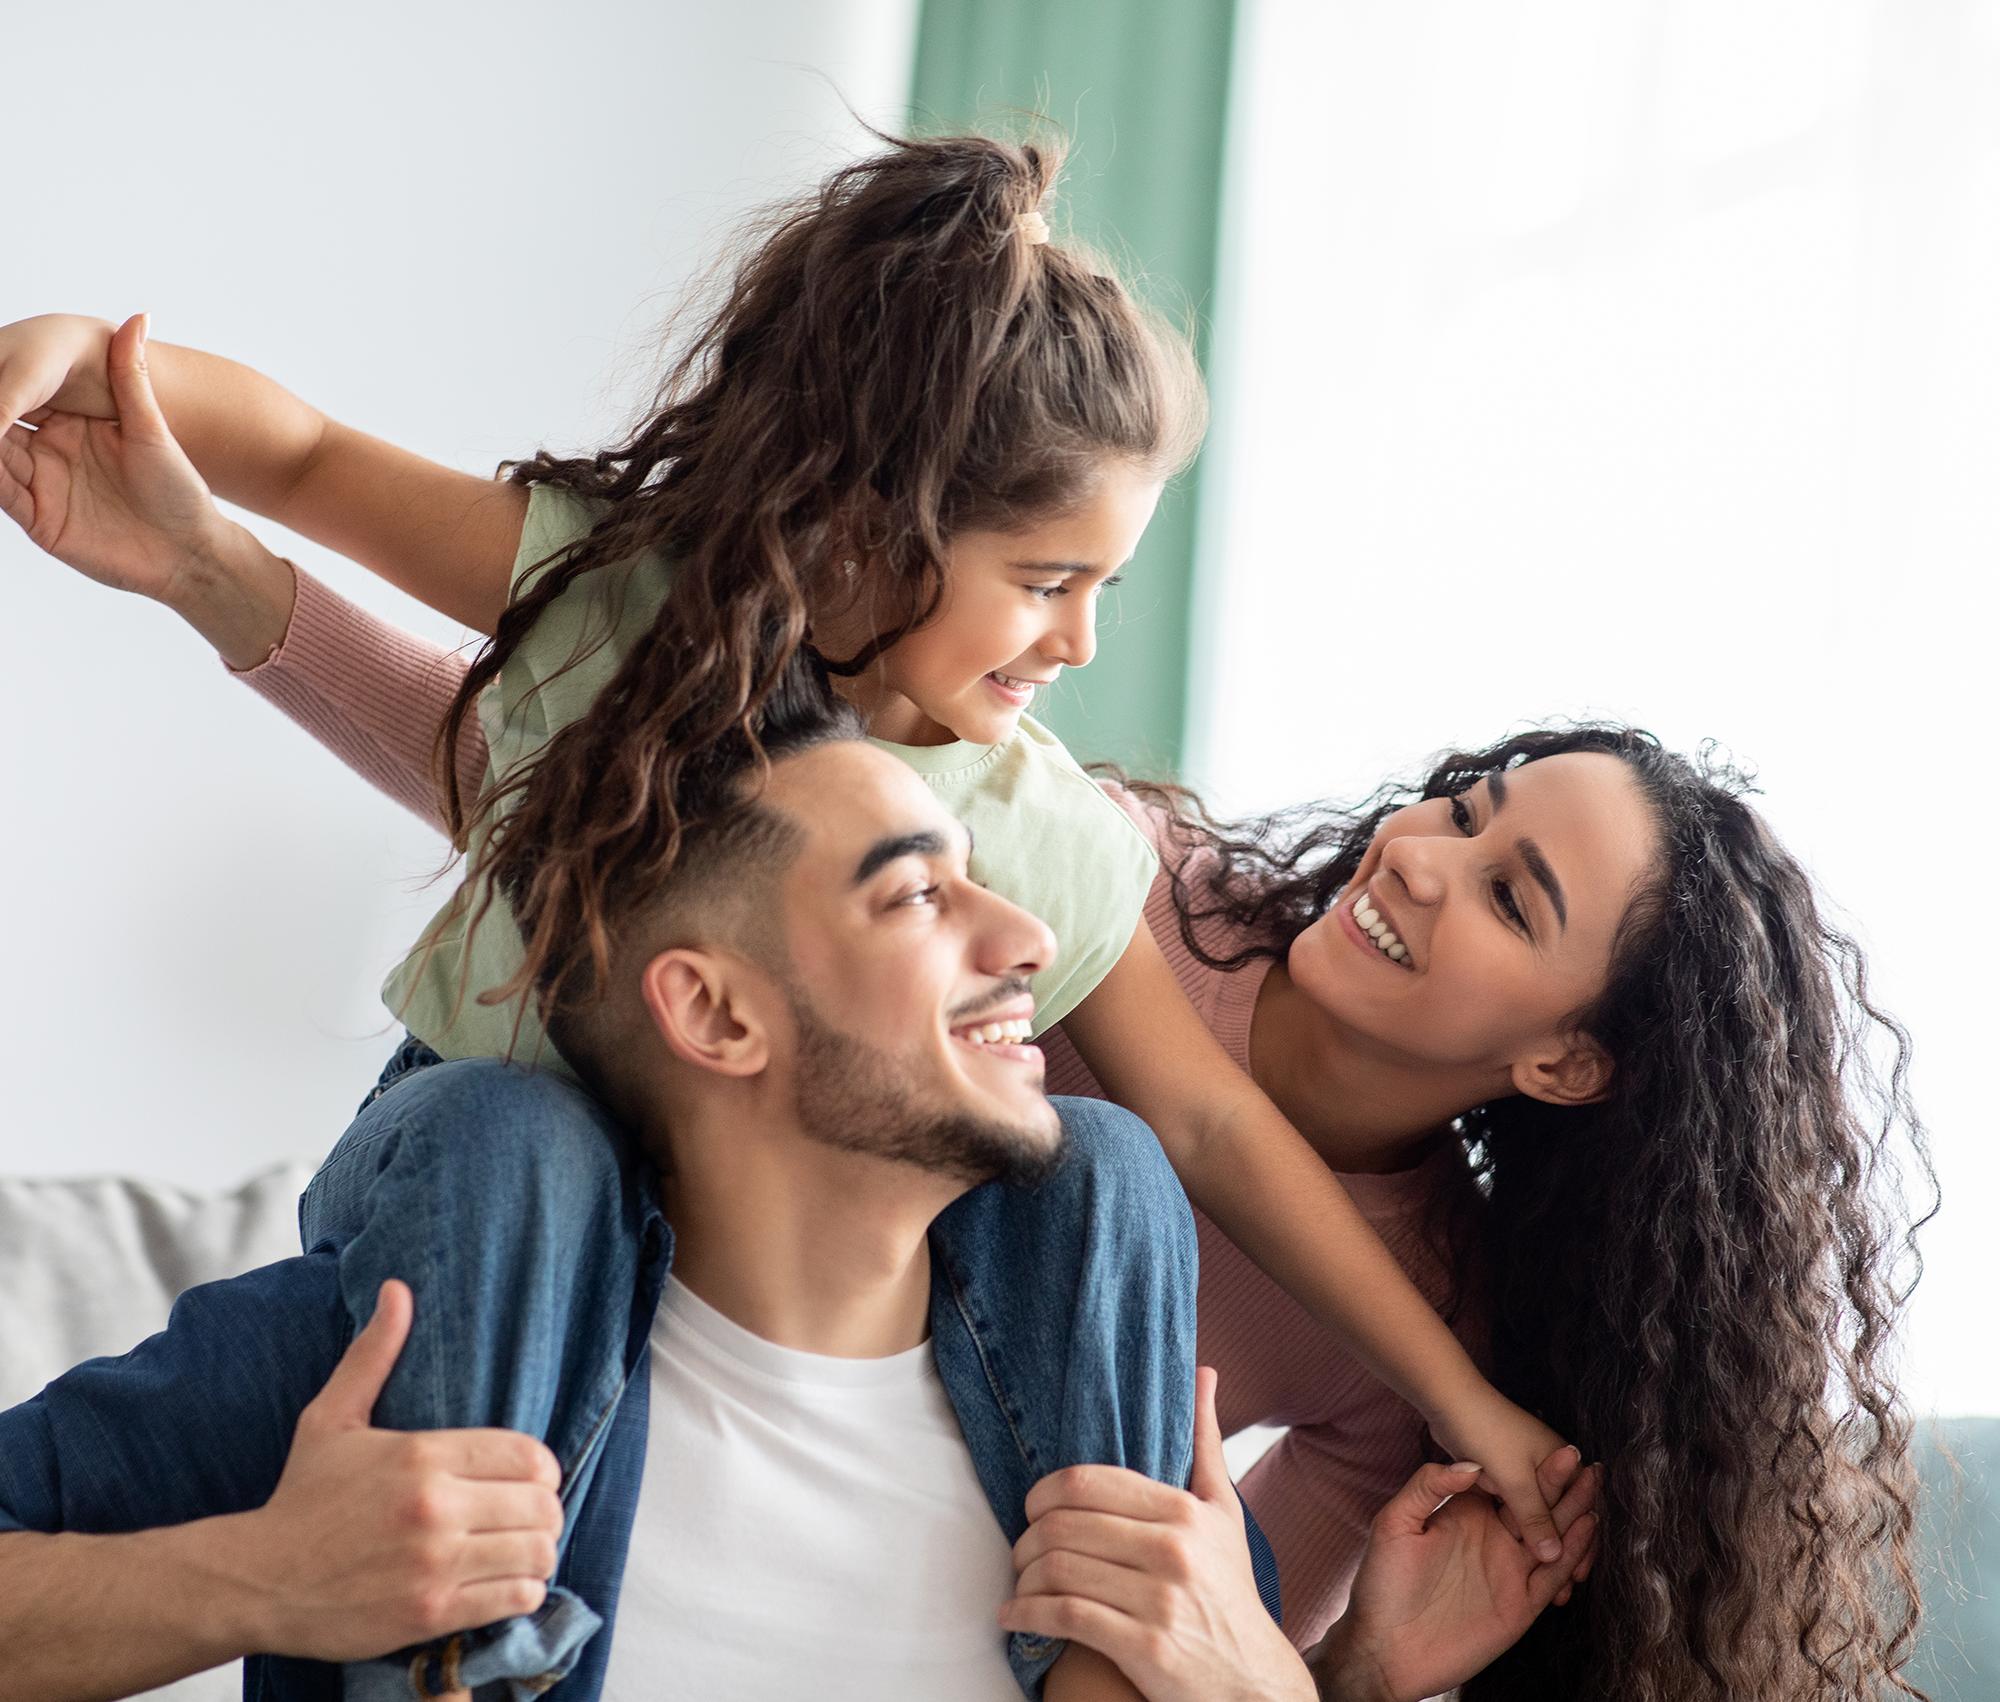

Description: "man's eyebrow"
1485 773 1566 931
852 830 949 887
851 824 973 887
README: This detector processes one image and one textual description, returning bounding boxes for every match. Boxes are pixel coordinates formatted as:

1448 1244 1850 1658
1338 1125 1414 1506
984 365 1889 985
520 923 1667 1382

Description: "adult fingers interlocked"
240 1279 566 1662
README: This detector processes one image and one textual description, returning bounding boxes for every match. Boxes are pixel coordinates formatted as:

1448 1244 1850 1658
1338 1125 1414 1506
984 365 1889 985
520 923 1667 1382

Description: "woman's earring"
841 559 858 579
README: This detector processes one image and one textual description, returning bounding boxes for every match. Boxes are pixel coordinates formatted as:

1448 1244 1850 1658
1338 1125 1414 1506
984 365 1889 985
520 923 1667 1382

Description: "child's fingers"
1490 1467 1564 1564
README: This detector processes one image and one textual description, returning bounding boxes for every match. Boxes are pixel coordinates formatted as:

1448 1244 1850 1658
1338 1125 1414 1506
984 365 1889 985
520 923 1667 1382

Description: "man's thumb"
1188 1365 1233 1504
308 1279 412 1428
106 313 172 443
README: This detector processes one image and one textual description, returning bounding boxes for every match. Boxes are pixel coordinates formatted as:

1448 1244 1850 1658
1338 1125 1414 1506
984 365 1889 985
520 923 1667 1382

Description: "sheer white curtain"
1195 0 1997 1414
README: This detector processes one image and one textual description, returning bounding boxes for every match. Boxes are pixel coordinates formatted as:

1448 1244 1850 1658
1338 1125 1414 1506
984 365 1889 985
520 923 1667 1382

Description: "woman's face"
1286 751 1661 1085
855 461 1164 747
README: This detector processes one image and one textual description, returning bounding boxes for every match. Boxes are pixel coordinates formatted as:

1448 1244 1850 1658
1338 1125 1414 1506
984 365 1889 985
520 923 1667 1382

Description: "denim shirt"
0 1100 1278 1700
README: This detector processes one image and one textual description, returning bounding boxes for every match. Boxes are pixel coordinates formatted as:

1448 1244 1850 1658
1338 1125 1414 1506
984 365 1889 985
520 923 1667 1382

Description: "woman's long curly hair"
434 128 1203 1021
1124 724 1937 1701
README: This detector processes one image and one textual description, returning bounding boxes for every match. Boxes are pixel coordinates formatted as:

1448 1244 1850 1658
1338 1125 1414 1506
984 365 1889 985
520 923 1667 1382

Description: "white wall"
1 0 918 1188
1198 0 1997 1414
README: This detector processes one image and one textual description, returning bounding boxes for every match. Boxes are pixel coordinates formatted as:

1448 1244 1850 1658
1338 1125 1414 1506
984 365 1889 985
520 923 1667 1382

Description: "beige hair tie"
1018 208 1051 246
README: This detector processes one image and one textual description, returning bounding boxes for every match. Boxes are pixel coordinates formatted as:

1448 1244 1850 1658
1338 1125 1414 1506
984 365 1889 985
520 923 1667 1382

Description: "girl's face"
856 463 1164 747
1286 752 1661 1093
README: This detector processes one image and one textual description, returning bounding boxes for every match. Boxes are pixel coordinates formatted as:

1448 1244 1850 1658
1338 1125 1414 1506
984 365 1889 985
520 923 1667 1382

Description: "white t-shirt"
599 1275 1024 1700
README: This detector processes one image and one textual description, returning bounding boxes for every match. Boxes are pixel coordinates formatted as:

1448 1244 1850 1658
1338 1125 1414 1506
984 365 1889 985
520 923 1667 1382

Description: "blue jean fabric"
0 1057 1274 1701
295 1046 1270 1699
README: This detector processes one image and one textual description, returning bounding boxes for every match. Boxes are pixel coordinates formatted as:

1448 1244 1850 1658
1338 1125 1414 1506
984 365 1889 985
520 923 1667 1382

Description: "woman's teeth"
991 672 1036 693
958 1017 1034 1045
1352 894 1411 966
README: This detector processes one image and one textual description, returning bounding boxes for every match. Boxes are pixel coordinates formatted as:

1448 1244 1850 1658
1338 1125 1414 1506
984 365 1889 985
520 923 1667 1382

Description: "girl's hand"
0 312 118 431
1315 1450 1599 1702
1425 1381 1574 1566
1001 1368 1315 1702
1 313 227 604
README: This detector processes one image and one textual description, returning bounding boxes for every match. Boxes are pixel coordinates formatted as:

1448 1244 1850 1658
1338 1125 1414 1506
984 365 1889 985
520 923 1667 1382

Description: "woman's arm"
1 312 526 632
3 317 490 826
238 564 487 835
1060 923 1570 1562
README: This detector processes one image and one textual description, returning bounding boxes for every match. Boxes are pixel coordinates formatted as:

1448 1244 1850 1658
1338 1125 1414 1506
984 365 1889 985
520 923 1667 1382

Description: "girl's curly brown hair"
1123 724 1937 1701
431 128 1203 1025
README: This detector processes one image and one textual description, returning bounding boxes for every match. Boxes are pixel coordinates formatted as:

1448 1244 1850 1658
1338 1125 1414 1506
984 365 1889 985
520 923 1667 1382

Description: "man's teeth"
1352 894 1410 964
958 1017 1035 1045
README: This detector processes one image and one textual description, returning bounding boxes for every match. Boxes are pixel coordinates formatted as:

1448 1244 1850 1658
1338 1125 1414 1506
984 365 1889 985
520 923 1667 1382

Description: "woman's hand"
1315 1448 1600 1702
2 313 228 603
1001 1368 1315 1702
1 313 296 664
0 312 119 430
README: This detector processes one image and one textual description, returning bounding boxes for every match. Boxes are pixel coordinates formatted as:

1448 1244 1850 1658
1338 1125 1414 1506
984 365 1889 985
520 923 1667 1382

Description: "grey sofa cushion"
0 1162 314 1701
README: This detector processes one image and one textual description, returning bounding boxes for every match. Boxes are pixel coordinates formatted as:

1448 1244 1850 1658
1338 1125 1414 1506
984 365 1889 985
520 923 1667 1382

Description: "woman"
1015 736 1935 1700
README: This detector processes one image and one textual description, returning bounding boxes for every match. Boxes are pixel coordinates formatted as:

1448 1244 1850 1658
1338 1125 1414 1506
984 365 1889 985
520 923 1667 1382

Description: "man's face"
760 742 1064 1186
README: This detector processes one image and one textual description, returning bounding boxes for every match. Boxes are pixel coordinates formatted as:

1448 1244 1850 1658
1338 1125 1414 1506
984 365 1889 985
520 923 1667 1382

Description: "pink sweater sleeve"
230 566 490 835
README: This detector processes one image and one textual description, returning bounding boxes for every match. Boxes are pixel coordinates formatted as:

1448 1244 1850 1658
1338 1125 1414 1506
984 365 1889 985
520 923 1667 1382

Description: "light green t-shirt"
383 487 1158 1070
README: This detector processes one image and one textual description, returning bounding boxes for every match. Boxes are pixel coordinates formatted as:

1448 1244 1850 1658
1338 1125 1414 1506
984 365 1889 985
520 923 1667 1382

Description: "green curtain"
909 0 1239 775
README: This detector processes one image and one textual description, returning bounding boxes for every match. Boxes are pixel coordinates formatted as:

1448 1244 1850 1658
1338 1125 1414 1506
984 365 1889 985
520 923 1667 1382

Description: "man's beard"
789 993 1065 1189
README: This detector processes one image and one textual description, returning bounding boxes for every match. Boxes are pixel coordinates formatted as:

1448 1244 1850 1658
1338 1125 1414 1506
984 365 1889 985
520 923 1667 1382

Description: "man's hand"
231 1278 565 1660
1001 1368 1315 1702
1314 1446 1600 1702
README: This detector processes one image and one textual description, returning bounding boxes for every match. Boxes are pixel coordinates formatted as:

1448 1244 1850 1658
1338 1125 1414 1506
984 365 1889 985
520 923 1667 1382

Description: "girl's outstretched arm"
0 312 526 632
1061 921 1574 1567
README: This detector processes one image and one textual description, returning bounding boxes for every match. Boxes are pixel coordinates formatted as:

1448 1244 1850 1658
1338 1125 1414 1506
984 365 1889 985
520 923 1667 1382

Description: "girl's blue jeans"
301 1039 1276 1700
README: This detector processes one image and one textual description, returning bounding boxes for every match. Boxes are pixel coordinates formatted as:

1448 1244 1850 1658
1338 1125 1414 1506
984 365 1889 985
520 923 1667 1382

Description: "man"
0 699 1590 1701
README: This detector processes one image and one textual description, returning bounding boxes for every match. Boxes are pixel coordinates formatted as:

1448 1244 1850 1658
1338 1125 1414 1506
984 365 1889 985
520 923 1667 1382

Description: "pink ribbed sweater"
241 566 1473 1650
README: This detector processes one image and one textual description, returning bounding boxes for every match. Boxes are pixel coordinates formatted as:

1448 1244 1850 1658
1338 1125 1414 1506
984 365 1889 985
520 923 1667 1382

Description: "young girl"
0 132 1580 1689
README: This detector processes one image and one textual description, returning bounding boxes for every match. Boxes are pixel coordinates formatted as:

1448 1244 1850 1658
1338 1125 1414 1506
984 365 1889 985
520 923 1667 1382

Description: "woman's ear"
1510 1033 1614 1107
639 949 771 1078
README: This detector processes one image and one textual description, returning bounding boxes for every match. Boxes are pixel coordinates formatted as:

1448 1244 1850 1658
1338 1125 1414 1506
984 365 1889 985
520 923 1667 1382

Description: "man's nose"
974 883 1057 981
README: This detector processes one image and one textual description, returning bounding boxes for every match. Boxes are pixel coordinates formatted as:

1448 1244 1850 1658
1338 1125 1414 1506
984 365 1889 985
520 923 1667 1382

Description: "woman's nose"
1379 831 1448 907
1042 597 1097 670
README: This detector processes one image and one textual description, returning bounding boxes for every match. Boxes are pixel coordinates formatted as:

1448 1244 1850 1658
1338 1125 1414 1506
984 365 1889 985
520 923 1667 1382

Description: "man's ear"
1509 1032 1614 1107
639 948 771 1078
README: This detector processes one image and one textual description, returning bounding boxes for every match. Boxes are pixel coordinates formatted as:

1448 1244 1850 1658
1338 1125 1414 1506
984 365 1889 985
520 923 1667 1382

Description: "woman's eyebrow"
1520 840 1569 932
1009 559 1097 576
1486 772 1568 931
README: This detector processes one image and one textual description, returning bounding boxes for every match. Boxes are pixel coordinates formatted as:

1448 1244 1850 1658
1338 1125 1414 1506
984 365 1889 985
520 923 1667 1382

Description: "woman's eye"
1448 795 1473 833
1493 879 1528 932
1027 583 1066 600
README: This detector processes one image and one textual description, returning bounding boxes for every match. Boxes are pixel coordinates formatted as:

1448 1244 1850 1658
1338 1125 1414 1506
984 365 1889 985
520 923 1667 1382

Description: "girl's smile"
844 462 1165 748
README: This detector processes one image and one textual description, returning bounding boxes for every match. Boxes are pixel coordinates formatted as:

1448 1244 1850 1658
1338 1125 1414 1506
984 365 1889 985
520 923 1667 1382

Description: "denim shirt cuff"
341 1584 601 1702
1007 1628 1065 1698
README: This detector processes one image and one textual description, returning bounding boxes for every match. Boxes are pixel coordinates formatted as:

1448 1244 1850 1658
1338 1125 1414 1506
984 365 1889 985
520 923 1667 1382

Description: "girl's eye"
1493 879 1528 932
1447 794 1473 833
